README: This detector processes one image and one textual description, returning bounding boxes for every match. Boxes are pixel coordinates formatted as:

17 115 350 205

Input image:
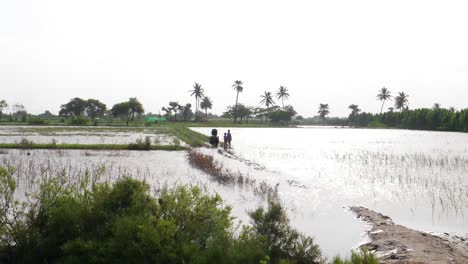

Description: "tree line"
1 84 467 131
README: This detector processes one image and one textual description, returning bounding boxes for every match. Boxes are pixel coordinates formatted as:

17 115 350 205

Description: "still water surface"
192 127 468 255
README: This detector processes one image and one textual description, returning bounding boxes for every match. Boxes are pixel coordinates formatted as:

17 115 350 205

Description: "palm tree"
348 104 361 116
276 86 290 108
232 80 244 123
200 96 213 118
376 87 392 114
318 104 330 119
260 91 275 108
190 82 204 118
394 92 409 111
433 103 441 110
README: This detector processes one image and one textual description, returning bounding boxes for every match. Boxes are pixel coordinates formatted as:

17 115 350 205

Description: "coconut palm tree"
200 96 213 118
276 86 290 108
376 87 392 114
232 80 244 123
190 82 204 119
348 104 361 116
260 91 275 108
318 104 330 119
394 92 409 111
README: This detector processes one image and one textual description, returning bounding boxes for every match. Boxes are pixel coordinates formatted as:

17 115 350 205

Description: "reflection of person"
223 133 228 150
226 130 232 148
209 128 219 147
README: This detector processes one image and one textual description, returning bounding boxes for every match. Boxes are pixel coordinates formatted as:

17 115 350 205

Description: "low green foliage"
27 117 48 125
128 136 153 150
331 249 379 264
68 115 90 125
0 166 379 264
0 143 188 151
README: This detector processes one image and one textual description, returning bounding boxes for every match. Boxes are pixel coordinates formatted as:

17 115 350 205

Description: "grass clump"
331 249 379 264
128 136 152 150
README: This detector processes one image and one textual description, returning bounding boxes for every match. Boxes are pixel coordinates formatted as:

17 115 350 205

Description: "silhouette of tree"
433 103 441 110
232 80 244 123
260 91 275 107
190 82 204 119
394 92 409 111
348 104 361 116
276 86 290 108
377 87 392 114
0 100 7 120
200 97 213 118
318 104 330 119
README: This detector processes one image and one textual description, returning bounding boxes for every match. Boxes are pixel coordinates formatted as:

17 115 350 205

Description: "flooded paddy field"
192 127 468 256
1 125 468 258
0 126 180 145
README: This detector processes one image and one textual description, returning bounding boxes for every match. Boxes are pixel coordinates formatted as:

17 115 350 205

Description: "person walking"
226 130 232 148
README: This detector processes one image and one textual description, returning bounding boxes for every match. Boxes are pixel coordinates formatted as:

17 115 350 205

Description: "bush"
128 136 152 150
0 167 379 264
17 138 34 149
68 115 89 125
27 117 48 125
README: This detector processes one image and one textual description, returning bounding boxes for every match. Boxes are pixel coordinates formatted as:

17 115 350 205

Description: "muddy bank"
350 206 468 264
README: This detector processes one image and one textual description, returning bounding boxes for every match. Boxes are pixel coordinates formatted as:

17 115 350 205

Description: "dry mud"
351 206 468 264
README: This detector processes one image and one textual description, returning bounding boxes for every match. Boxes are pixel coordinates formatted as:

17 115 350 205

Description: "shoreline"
350 206 468 263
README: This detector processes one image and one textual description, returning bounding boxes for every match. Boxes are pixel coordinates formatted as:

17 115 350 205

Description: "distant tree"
168 102 180 121
276 86 290 108
128 98 144 120
318 104 330 119
111 102 131 126
260 91 275 108
85 99 107 120
40 110 54 118
433 103 441 110
348 104 361 116
111 98 144 126
182 103 193 121
232 80 244 124
0 100 7 120
200 97 213 118
266 106 297 123
11 104 27 121
388 107 395 112
59 98 87 117
394 92 409 111
377 87 392 114
190 83 204 119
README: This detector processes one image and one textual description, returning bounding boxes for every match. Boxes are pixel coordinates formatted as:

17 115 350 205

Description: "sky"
1 0 468 117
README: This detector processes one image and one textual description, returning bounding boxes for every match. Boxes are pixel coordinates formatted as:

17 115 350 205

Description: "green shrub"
27 117 47 125
0 166 379 264
68 115 89 125
128 136 152 150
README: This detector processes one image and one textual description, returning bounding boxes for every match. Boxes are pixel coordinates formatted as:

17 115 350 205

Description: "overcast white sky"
1 0 467 117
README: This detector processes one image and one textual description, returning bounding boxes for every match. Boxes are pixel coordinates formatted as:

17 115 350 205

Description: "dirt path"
350 206 468 264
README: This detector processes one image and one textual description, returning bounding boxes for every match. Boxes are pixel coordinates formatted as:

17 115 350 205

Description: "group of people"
209 128 232 149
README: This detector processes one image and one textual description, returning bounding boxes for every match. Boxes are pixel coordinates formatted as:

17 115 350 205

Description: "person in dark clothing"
226 130 232 148
209 128 219 147
223 133 228 150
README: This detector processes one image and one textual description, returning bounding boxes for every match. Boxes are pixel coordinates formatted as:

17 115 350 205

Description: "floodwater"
1 126 467 258
0 126 178 145
192 127 468 256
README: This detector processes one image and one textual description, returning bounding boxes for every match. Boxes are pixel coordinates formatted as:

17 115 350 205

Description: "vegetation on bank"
348 108 468 132
0 166 378 264
0 137 188 151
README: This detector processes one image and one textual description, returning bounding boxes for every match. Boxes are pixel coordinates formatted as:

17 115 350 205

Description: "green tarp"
146 116 167 122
